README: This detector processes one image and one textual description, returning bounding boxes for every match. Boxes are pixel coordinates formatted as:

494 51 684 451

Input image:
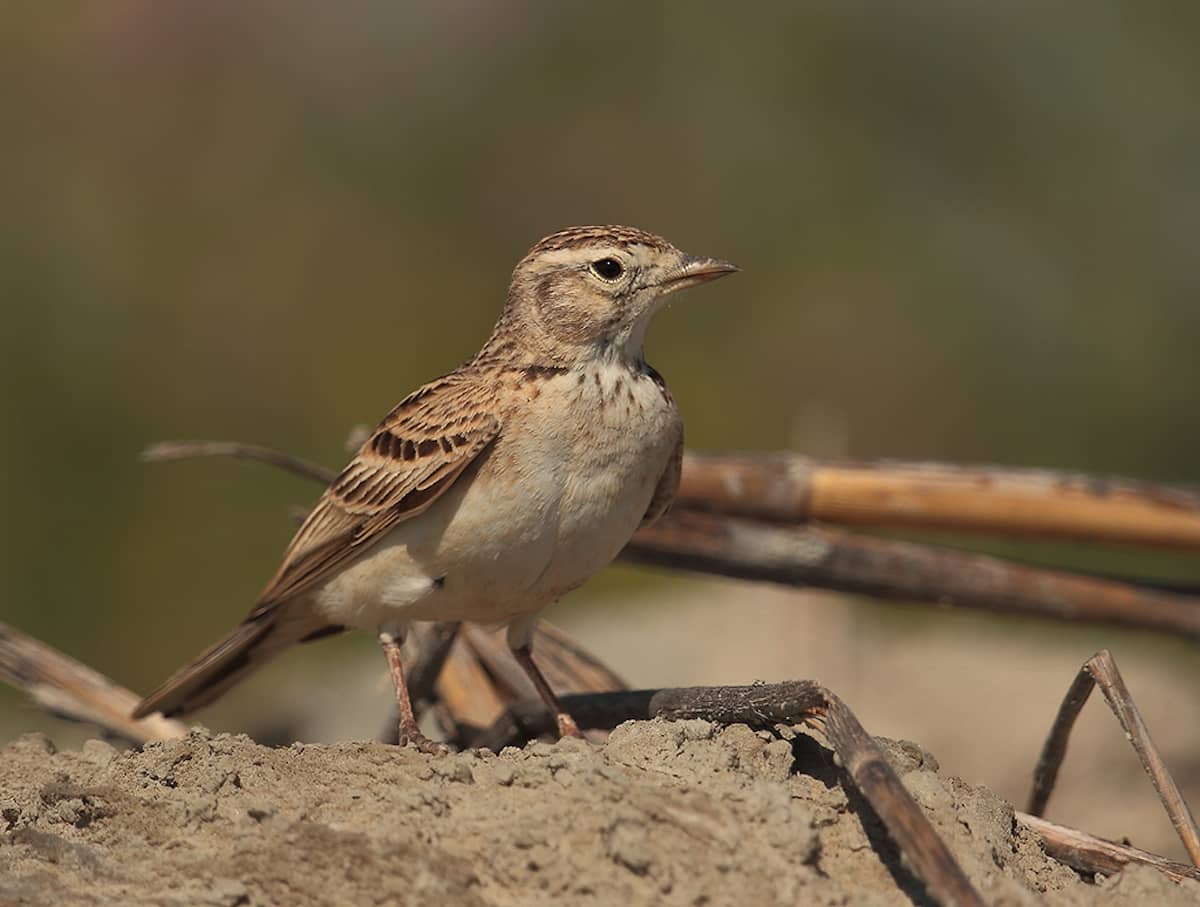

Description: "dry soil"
1 721 1196 906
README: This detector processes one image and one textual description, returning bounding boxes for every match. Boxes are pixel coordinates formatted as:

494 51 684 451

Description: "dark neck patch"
641 362 673 404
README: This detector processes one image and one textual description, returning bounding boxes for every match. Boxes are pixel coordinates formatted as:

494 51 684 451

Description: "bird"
132 225 738 752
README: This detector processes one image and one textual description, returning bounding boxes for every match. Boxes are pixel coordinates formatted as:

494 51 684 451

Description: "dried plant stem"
1017 812 1200 883
624 511 1200 639
0 622 187 744
678 453 1200 551
141 440 337 485
1028 649 1200 866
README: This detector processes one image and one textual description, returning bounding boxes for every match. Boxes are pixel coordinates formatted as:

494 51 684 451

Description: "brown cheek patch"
535 273 615 345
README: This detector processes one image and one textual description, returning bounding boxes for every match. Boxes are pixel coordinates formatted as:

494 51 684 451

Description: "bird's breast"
491 360 681 595
315 362 680 629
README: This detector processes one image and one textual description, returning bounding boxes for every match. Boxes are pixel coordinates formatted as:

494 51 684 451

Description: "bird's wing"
641 430 683 527
252 372 501 612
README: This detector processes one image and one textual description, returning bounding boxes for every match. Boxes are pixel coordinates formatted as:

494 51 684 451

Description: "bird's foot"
398 730 456 756
555 713 584 740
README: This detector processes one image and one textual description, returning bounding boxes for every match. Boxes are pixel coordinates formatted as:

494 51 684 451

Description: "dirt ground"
1 721 1196 907
563 582 1200 862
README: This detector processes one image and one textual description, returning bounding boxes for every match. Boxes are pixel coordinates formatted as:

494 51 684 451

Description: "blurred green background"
3 1 1199 753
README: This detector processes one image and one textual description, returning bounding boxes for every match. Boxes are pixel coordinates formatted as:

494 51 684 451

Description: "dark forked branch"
470 678 1200 889
475 681 985 907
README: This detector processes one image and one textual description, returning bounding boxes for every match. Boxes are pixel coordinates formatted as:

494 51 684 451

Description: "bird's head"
492 225 737 365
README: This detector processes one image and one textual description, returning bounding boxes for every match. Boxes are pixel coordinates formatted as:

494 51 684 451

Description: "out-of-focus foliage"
2 3 1198 696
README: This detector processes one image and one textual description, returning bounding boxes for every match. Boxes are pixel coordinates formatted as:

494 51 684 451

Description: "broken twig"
1027 649 1200 866
1017 812 1200 883
0 622 187 745
141 440 336 485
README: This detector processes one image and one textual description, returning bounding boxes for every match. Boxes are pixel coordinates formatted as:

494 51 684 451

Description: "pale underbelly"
311 411 678 631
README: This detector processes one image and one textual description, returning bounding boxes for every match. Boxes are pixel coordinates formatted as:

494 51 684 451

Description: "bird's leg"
511 645 582 739
378 630 453 755
506 618 583 740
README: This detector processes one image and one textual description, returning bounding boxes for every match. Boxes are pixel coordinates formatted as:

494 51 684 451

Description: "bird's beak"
658 255 740 296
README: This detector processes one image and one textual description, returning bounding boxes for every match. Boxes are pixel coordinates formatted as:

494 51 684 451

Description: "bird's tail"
131 612 339 720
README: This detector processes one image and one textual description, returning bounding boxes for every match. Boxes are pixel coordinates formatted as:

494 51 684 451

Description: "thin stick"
1027 669 1093 818
141 440 337 485
0 622 187 744
816 693 985 907
1027 649 1200 866
145 440 1200 552
475 681 984 907
623 511 1200 639
1017 812 1200 883
678 453 1200 551
1087 651 1200 865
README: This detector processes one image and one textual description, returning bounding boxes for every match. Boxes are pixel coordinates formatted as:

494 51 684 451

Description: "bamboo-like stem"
677 453 1200 551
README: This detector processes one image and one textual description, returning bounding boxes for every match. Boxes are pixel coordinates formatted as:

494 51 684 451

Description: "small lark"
134 226 737 751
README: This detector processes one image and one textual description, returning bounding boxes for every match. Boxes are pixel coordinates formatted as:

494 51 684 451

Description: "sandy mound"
0 722 1195 906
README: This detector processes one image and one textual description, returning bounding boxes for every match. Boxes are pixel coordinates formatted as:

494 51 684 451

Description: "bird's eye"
590 258 624 281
